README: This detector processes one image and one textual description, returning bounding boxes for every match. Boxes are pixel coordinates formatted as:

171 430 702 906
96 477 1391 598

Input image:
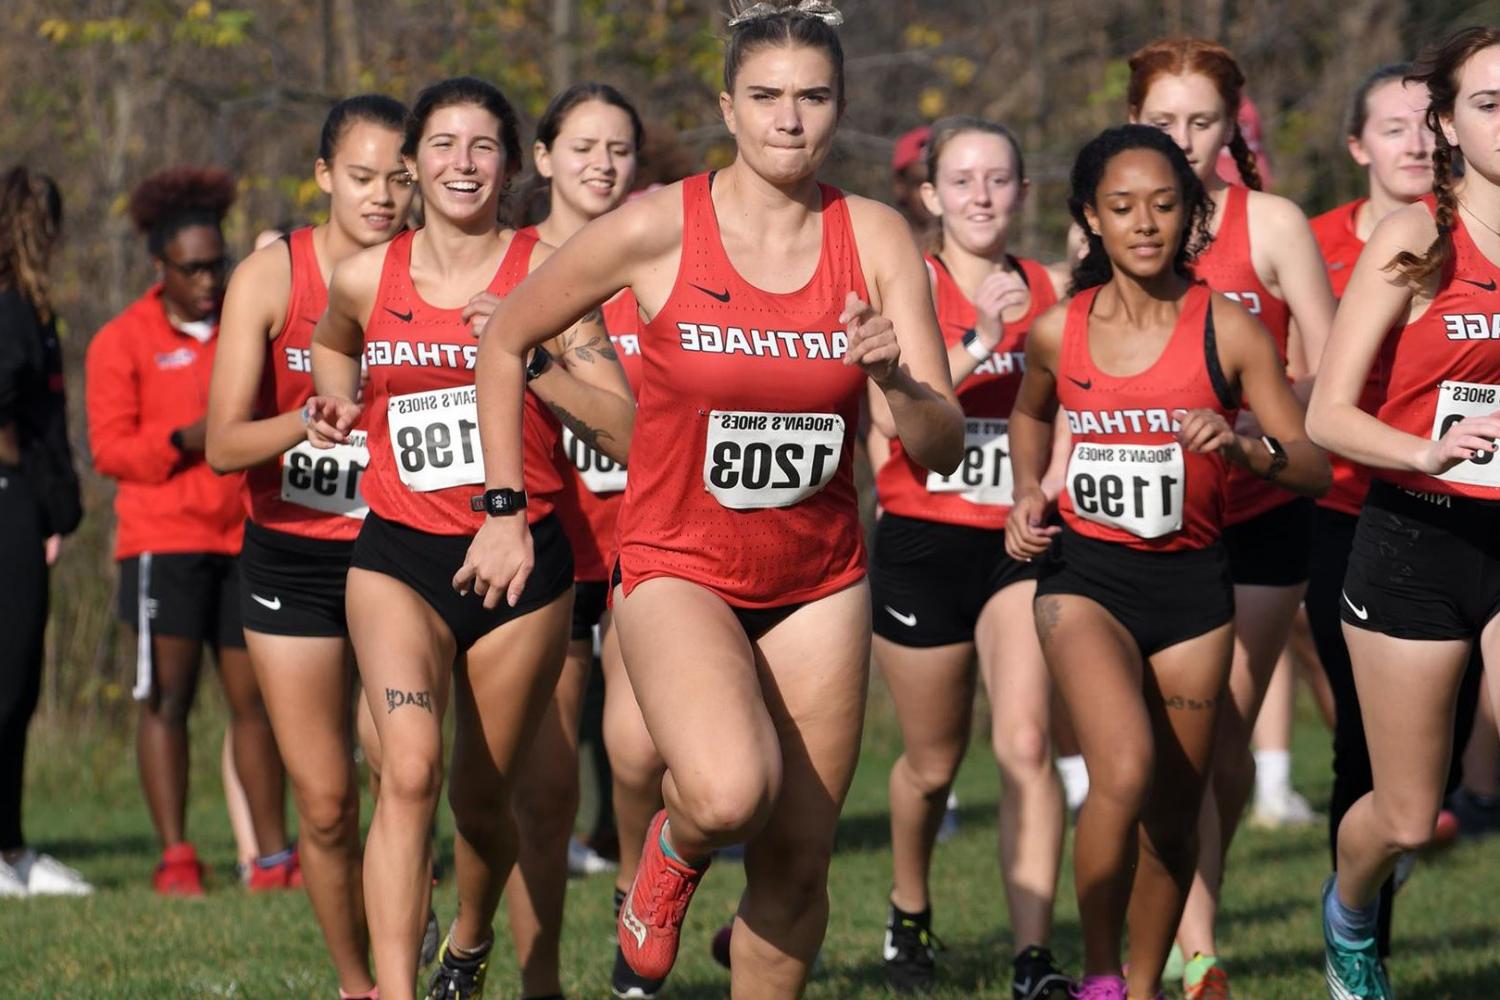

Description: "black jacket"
0 287 82 536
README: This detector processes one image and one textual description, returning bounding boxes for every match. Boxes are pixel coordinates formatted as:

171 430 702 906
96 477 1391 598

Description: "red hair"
1127 38 1262 191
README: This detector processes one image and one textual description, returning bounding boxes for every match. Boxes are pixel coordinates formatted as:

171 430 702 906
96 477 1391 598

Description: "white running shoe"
1250 787 1320 830
0 858 27 897
13 851 93 896
567 836 617 877
937 791 960 843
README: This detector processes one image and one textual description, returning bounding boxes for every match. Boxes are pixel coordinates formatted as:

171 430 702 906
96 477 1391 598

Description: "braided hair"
1386 26 1500 283
0 167 62 322
1127 38 1262 191
127 166 235 258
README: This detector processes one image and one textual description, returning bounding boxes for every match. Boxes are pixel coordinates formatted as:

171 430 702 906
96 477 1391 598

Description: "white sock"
1254 748 1291 801
1056 754 1090 811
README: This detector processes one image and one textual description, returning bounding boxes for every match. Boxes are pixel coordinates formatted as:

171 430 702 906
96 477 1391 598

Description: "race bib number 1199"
704 410 844 510
1067 441 1184 539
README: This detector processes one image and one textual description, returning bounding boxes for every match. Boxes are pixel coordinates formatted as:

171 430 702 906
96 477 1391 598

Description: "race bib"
703 410 844 510
1434 380 1500 488
388 386 484 493
562 425 627 494
926 417 1013 505
1067 441 1184 539
281 432 368 519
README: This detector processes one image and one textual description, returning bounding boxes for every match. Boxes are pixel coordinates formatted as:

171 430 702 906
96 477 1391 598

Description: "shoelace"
644 862 699 929
891 918 945 959
1186 964 1230 1000
1339 951 1387 995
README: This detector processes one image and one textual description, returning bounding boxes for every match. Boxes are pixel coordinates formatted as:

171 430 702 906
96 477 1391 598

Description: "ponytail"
1385 130 1455 283
1227 128 1263 192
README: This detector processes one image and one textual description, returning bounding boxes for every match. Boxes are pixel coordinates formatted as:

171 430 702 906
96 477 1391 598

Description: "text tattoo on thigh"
1034 596 1063 644
1162 693 1219 711
386 688 433 713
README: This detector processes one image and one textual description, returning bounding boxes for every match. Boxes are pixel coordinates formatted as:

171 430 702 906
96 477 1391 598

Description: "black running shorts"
571 580 610 641
870 513 1037 648
350 512 574 652
239 521 355 638
1340 481 1500 641
1035 528 1235 657
117 551 246 650
1223 497 1315 587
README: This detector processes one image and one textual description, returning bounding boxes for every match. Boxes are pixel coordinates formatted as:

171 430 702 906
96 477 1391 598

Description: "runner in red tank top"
304 78 636 1000
1307 31 1500 1000
85 167 290 902
1128 40 1338 988
1006 126 1326 1000
497 83 662 1000
205 96 415 998
459 8 964 996
865 116 1073 998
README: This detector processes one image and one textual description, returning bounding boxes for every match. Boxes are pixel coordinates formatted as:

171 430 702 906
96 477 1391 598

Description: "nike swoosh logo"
1015 976 1035 999
1328 262 1347 272
1459 277 1498 292
384 307 414 322
883 606 917 627
690 283 732 303
251 594 282 611
621 900 648 949
1066 375 1093 390
1341 591 1368 621
882 929 899 962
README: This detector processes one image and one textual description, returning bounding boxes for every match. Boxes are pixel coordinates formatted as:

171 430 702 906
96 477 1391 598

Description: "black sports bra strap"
1203 299 1240 411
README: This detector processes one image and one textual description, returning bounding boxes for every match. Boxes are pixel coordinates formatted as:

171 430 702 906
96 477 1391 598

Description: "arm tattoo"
564 332 618 364
1034 596 1063 645
1162 693 1220 711
385 688 433 713
547 400 616 453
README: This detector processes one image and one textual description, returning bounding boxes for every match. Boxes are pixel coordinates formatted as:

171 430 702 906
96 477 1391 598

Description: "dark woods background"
5 0 1490 724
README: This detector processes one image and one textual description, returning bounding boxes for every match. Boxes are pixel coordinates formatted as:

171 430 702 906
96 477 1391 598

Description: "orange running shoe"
616 811 708 989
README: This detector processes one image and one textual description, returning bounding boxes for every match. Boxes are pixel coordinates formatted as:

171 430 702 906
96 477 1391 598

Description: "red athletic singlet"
519 227 646 582
615 172 869 607
1056 283 1232 552
244 227 366 541
1193 184 1295 526
1376 204 1500 500
876 255 1056 529
1310 199 1385 516
360 228 563 535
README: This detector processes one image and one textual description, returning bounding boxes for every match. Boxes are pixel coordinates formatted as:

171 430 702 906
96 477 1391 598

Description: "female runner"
1307 28 1500 1000
870 115 1070 999
1128 39 1337 996
457 4 964 997
207 95 415 999
305 76 635 1000
500 81 662 1000
85 167 288 895
1006 124 1327 1000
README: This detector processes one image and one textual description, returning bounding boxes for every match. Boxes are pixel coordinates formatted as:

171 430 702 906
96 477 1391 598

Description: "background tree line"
3 0 1491 725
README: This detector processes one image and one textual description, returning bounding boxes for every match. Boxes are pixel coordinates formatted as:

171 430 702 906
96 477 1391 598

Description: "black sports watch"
525 346 553 382
471 488 528 516
1258 435 1288 481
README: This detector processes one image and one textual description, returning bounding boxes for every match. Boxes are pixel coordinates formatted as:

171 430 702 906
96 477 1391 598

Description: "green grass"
4 680 1499 998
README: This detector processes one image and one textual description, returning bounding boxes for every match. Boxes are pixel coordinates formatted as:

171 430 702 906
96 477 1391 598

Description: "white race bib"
703 410 844 510
926 418 1013 505
1434 380 1500 488
388 386 484 493
281 431 369 519
562 425 628 494
1067 441 1184 539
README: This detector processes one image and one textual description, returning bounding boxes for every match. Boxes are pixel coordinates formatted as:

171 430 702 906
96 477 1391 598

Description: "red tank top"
1193 184 1297 526
616 172 869 607
244 227 366 541
360 228 563 535
1310 199 1385 516
876 254 1056 529
1376 204 1500 500
518 227 646 582
1056 284 1233 551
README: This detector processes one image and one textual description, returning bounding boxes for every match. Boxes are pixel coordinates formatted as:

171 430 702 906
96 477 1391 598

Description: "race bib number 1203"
703 410 844 510
388 386 485 493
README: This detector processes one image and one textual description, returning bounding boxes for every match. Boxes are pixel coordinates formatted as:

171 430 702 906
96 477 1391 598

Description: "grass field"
4 678 1499 999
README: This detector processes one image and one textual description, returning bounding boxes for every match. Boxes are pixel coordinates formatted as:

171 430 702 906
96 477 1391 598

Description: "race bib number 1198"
388 385 485 493
703 410 844 510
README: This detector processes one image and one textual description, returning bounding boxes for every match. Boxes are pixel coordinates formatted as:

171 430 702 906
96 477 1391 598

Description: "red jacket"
85 286 244 560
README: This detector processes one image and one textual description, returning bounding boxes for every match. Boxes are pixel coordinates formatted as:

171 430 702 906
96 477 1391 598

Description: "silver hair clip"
727 0 844 28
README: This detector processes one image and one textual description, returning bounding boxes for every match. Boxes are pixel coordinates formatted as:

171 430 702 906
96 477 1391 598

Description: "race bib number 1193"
703 410 844 510
281 431 368 519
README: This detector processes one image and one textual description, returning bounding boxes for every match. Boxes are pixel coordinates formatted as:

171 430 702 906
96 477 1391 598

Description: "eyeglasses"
160 255 230 278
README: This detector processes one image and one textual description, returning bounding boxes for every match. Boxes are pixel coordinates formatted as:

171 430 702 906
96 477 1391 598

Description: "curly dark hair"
1067 125 1214 295
127 165 236 257
0 166 62 321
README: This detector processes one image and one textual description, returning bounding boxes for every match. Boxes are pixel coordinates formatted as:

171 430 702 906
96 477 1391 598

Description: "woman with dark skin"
86 167 289 894
1006 126 1327 1000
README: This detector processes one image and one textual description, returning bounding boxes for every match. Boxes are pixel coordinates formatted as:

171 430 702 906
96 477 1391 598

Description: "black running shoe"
611 945 663 999
421 908 441 968
1012 945 1072 1000
425 934 490 999
882 904 941 993
1449 788 1500 838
